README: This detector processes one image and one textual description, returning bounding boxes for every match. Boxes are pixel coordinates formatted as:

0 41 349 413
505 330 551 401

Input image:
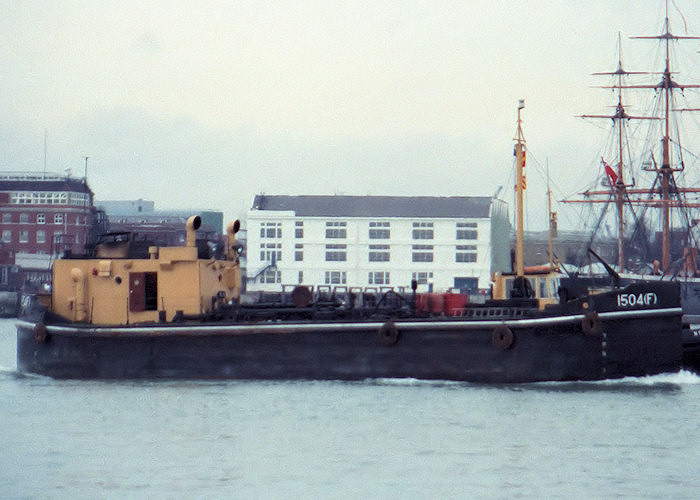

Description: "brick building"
0 171 102 289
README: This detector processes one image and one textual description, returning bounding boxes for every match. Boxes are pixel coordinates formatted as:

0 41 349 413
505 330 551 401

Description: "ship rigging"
563 0 700 274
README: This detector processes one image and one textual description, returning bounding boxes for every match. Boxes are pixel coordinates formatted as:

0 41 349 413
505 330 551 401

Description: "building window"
37 213 46 224
368 271 390 285
19 230 29 243
325 221 347 239
325 244 347 261
295 221 304 238
368 244 390 262
369 221 390 239
295 244 304 261
298 271 303 284
11 191 71 205
36 230 46 243
2 230 11 243
1 213 10 223
412 222 434 239
412 271 433 285
260 243 282 262
456 222 477 240
325 271 346 285
412 244 434 262
456 245 477 263
261 269 281 284
19 213 29 223
260 222 282 238
54 213 64 224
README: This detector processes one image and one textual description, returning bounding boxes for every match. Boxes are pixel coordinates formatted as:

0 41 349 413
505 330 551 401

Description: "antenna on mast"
43 129 47 179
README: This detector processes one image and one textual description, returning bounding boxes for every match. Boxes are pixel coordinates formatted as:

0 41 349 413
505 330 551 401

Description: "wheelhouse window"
456 245 477 263
325 221 347 239
412 244 433 262
456 222 477 240
325 244 347 261
369 221 390 239
412 222 433 239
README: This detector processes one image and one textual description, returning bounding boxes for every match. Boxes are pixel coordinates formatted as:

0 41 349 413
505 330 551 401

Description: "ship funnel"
186 215 201 247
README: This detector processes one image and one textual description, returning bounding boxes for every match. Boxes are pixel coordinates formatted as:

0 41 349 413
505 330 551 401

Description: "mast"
564 2 700 273
547 164 557 269
630 0 700 271
514 99 526 276
564 34 652 272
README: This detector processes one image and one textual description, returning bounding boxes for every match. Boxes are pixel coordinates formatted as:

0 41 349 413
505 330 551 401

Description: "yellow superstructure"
50 216 241 325
491 269 561 310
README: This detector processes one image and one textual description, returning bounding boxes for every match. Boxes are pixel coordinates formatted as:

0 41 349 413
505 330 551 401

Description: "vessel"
559 1 700 371
15 104 685 382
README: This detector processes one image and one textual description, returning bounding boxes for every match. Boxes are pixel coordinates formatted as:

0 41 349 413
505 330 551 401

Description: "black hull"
17 308 683 383
560 276 700 372
682 314 700 373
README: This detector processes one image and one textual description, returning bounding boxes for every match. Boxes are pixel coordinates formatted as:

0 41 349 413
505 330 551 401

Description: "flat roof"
0 171 91 193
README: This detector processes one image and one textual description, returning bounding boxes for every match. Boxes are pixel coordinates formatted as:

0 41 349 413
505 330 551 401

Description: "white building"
246 195 511 294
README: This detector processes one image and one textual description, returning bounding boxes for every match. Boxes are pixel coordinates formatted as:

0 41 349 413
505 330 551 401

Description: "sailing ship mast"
564 1 700 273
569 33 655 272
629 1 700 271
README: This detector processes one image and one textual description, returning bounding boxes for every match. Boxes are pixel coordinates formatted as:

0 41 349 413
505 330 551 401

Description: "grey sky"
1 1 698 230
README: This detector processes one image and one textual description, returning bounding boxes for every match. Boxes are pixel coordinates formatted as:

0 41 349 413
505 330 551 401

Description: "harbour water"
1 319 698 498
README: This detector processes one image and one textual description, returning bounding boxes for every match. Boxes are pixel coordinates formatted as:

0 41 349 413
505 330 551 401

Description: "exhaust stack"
186 216 201 248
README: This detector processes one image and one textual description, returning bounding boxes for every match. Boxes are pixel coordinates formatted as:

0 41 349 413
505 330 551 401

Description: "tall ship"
560 2 700 367
15 104 686 383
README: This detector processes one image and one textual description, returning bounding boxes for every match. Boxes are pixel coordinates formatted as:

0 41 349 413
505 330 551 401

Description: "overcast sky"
1 0 698 231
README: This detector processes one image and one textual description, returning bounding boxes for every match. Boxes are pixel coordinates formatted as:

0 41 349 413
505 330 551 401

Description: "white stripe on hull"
17 306 682 338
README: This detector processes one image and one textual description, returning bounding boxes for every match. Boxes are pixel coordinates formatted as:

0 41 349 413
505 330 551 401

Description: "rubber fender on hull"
378 321 400 346
492 325 514 350
581 311 601 336
33 322 48 344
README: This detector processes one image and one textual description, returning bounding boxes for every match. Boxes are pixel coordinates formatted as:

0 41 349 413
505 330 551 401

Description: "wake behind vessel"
15 104 685 382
